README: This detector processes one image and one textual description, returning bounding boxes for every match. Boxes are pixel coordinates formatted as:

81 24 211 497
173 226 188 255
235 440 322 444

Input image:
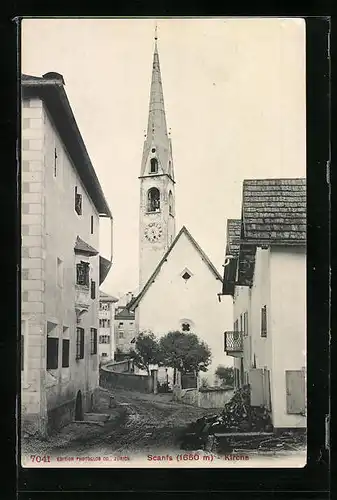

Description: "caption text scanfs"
29 453 250 463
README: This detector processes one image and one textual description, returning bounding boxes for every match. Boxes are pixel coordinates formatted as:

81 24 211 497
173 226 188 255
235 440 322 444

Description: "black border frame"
2 13 330 499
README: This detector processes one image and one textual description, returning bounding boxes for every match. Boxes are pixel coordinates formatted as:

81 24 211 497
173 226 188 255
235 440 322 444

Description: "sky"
22 17 306 298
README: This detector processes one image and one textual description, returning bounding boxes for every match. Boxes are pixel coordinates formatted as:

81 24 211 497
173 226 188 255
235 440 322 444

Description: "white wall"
270 246 306 428
43 103 100 410
137 230 233 382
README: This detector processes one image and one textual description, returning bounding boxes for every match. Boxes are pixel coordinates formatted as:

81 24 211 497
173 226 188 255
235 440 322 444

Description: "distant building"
21 72 113 436
98 291 118 363
114 306 136 355
222 178 306 430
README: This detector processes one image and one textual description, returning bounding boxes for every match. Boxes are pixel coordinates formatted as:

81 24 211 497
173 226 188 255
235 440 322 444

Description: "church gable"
129 226 222 311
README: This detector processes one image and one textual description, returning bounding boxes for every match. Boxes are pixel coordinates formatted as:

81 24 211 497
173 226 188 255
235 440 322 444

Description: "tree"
215 365 234 387
129 331 161 375
159 331 212 380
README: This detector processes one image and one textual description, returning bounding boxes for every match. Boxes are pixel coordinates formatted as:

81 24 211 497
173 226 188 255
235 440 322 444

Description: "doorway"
75 390 83 421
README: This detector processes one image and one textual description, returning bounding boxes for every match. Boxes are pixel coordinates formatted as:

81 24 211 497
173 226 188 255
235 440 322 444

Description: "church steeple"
138 26 176 289
140 28 174 181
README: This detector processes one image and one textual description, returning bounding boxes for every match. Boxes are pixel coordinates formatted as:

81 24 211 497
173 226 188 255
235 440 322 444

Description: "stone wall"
100 366 155 393
173 386 234 409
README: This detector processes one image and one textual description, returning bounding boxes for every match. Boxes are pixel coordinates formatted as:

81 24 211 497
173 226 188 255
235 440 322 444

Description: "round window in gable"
151 148 156 153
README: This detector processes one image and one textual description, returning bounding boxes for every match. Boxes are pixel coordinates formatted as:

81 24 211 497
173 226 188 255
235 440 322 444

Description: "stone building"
21 72 113 436
98 291 118 363
222 178 306 430
114 306 136 356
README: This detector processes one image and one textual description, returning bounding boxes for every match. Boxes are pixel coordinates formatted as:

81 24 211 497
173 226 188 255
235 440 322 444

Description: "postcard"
20 17 307 468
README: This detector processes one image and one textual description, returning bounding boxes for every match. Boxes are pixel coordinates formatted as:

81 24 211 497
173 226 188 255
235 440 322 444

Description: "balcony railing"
224 331 243 353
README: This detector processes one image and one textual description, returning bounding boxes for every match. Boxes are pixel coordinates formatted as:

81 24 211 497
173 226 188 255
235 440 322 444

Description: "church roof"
128 226 223 311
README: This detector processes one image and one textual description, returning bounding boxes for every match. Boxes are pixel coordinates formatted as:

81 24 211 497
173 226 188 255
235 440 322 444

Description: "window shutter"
91 280 96 299
286 370 306 414
62 339 70 367
47 337 59 369
80 329 85 359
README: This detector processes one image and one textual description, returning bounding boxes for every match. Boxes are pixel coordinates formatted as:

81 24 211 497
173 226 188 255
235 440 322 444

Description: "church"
127 30 229 384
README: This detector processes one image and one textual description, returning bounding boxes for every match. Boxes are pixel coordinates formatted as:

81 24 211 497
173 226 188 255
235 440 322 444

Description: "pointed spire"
146 24 168 141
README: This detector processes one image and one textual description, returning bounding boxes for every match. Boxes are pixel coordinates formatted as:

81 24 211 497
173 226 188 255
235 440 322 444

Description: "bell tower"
139 27 176 289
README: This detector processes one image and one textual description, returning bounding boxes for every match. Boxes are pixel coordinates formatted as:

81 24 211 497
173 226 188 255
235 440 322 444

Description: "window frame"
76 327 85 360
74 186 83 215
90 328 98 355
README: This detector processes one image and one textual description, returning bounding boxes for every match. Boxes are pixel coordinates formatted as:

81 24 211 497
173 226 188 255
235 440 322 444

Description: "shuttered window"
91 280 96 299
286 370 306 415
47 337 59 369
76 327 85 360
90 328 97 355
62 339 70 367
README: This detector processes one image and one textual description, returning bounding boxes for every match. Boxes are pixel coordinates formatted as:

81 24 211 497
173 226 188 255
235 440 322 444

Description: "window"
100 319 110 328
75 186 82 215
90 328 98 354
76 261 90 287
100 302 109 311
119 331 124 339
99 335 110 344
90 215 94 234
54 148 58 177
47 338 59 369
240 314 243 333
91 279 96 299
243 311 248 337
47 321 59 370
119 322 124 327
57 258 63 288
181 268 193 281
169 190 173 215
234 319 239 332
21 335 24 371
76 327 85 359
62 339 70 368
261 305 267 337
147 187 160 212
101 352 108 357
181 323 190 332
150 158 158 173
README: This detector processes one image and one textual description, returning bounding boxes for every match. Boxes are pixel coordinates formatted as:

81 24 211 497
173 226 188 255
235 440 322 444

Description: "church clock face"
145 222 163 242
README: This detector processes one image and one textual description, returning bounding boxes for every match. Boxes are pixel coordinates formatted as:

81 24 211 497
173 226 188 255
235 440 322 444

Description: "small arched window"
150 158 158 174
168 190 173 215
147 187 160 212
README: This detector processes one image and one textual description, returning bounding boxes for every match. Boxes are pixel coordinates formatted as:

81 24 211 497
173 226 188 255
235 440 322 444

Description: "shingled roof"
74 236 99 256
225 219 241 257
240 178 306 244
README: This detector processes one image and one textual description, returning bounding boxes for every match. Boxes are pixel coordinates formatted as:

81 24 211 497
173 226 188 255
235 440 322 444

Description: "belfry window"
150 158 158 173
147 187 160 212
169 190 173 215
